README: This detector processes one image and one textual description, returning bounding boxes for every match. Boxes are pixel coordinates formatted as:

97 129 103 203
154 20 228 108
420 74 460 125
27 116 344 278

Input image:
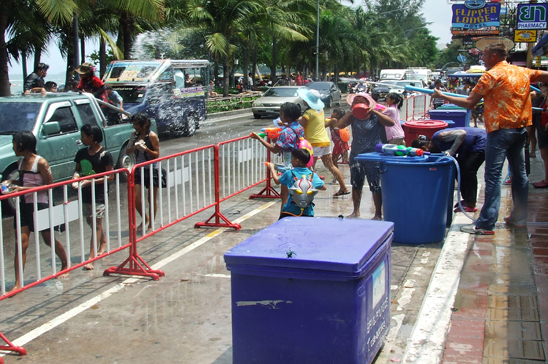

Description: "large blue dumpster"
224 217 393 364
355 153 455 244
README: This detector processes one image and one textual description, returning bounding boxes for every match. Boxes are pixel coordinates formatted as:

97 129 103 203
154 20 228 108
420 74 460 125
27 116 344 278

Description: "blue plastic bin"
224 217 394 364
428 108 471 127
444 120 455 128
355 153 454 244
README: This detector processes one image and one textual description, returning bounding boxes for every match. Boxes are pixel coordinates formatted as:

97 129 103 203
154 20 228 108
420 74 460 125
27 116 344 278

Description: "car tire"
253 113 261 119
183 113 198 137
116 143 136 181
1 165 19 214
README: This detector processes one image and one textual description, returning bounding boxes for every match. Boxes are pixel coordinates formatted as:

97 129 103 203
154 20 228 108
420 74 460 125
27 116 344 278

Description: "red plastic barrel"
402 120 448 147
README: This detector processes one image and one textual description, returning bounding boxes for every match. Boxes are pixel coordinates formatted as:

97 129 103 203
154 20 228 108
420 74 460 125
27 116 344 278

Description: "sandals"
454 206 477 213
533 180 548 188
333 190 351 197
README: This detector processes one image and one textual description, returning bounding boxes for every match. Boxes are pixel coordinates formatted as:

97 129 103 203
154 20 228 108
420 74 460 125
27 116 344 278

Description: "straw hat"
75 63 95 75
297 88 325 111
346 93 377 108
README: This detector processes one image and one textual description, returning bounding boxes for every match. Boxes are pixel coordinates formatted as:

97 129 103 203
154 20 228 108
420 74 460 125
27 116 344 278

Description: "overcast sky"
9 0 454 76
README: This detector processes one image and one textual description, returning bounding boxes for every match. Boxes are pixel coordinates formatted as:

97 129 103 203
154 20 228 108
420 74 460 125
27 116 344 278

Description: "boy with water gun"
267 148 326 219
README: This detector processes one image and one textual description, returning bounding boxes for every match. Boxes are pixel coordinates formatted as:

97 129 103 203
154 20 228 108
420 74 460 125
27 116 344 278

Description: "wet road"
1 107 447 364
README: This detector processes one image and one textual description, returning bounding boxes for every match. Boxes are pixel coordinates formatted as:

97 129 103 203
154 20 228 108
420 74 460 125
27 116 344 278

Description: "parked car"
252 86 308 119
370 80 394 101
0 93 150 190
306 82 341 107
388 80 425 96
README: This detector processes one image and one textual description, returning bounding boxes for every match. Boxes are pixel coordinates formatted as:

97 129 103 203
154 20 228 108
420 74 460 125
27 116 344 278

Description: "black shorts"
15 203 49 232
134 167 167 188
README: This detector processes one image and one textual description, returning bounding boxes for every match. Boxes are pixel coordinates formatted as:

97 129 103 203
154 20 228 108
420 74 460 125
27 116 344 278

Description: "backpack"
338 127 351 142
289 171 318 209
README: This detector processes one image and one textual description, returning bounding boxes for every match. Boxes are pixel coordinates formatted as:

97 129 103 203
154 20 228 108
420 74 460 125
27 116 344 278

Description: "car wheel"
1 165 19 214
116 143 136 181
253 113 262 119
183 113 198 137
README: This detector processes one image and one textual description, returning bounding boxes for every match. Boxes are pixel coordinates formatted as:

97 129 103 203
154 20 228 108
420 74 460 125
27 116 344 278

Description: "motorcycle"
353 82 367 94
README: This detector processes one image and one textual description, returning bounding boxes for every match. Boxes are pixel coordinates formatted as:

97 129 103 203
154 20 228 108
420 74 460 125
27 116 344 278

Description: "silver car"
252 86 308 119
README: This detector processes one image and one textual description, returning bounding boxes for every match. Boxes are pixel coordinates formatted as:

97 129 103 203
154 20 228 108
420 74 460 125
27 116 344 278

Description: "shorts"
15 203 49 232
349 157 381 193
83 203 106 219
536 121 548 150
134 167 167 188
313 146 331 158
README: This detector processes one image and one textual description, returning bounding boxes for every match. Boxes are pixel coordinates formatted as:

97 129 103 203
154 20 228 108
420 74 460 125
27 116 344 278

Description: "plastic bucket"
380 154 454 244
402 120 448 146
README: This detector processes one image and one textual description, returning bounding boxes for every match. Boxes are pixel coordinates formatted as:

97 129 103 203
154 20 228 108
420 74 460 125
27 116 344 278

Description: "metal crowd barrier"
402 94 431 121
0 136 285 358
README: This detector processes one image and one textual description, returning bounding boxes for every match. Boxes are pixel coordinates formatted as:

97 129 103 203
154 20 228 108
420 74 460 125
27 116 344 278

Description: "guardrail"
402 94 431 121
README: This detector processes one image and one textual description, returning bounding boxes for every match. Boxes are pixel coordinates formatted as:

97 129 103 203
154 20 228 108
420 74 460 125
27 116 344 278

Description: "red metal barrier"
0 330 26 358
249 137 281 200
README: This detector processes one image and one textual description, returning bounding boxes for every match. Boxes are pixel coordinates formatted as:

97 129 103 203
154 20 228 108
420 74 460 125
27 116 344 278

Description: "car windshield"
0 102 41 134
307 83 330 91
394 81 418 87
263 88 299 97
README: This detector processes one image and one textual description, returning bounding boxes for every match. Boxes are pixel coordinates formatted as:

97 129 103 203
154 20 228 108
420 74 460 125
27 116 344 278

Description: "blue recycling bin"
428 108 471 127
355 153 455 244
225 217 393 364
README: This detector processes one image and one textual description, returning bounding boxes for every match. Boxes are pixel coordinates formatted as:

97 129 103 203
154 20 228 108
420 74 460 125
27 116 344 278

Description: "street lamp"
316 0 319 81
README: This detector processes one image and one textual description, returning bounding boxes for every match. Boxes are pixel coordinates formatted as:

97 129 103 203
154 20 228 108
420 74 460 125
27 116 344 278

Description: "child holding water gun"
324 108 350 174
250 102 305 209
267 148 326 219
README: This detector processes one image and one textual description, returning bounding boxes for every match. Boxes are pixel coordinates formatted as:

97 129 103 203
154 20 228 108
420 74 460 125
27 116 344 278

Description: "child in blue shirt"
268 148 326 219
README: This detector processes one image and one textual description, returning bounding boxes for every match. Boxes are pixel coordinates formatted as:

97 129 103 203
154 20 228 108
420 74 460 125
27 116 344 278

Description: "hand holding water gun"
250 127 282 139
375 143 429 157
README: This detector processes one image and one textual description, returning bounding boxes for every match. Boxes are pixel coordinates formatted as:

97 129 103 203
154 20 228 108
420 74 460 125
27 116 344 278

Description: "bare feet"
83 263 94 270
97 242 107 256
372 215 383 221
347 211 360 219
57 271 70 279
6 285 21 296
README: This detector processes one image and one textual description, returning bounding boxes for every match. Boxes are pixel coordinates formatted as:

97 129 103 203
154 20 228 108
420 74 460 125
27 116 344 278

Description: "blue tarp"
448 71 483 78
533 33 548 57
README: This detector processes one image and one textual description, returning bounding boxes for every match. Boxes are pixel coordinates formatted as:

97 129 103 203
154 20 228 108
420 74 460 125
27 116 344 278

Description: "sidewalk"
440 156 548 363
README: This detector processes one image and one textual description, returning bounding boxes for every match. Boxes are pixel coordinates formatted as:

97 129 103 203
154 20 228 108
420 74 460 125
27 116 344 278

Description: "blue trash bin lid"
355 152 429 164
224 217 393 275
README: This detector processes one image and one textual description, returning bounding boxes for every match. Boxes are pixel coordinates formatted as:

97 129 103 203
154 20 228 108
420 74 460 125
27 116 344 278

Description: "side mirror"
42 121 61 135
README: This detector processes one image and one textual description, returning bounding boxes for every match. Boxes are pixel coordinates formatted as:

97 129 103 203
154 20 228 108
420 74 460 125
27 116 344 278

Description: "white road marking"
1 201 277 355
402 213 472 364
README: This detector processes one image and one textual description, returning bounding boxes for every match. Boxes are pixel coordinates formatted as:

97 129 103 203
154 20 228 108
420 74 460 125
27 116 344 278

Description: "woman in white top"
4 132 69 295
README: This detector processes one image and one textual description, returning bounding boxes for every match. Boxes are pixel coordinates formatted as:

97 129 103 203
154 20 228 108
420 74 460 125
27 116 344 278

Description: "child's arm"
250 133 282 154
317 184 327 191
268 163 281 185
324 117 337 128
312 172 326 190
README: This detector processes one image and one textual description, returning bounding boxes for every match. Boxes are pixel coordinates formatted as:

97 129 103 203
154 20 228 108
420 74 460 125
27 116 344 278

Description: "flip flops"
333 190 351 197
454 206 477 213
461 224 495 235
533 180 548 188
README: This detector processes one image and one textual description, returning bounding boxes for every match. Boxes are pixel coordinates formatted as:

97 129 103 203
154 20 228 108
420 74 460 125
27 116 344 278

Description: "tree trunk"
33 42 42 71
322 63 327 81
270 37 277 82
0 12 11 96
223 49 230 97
243 42 250 89
252 45 258 86
99 36 106 78
73 14 80 70
122 12 134 59
80 35 86 64
214 56 219 87
21 51 27 81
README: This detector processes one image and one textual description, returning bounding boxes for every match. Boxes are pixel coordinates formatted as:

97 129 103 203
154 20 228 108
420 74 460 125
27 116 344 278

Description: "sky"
8 0 454 76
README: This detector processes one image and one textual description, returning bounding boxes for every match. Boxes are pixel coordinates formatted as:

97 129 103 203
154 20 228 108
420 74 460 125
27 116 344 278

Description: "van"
405 68 433 83
103 59 210 136
379 69 406 81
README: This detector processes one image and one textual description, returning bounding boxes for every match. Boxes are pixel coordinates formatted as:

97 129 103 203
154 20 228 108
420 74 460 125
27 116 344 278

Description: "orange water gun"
252 127 282 139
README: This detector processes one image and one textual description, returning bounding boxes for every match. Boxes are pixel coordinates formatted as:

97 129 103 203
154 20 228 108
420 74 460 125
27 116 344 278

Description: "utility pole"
316 0 319 81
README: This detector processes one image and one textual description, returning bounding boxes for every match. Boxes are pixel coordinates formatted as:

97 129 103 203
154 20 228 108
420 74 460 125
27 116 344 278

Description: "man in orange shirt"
433 43 548 235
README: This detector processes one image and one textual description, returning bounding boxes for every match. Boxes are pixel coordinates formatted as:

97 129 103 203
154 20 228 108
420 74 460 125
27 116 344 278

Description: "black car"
306 82 342 107
370 80 394 101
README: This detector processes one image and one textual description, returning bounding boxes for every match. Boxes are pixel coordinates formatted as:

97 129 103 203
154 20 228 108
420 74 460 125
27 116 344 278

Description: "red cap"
415 149 424 156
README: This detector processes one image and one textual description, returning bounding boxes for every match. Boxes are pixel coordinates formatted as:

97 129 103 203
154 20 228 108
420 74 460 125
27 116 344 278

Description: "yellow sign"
514 30 537 43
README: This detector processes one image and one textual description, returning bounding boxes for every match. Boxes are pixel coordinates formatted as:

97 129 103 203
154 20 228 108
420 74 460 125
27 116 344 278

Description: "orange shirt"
472 61 542 133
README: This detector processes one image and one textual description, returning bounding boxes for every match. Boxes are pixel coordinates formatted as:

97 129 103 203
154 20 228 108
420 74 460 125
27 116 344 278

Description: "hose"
434 155 477 223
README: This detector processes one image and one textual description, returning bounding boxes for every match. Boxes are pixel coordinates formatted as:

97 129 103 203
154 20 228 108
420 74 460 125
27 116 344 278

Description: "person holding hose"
412 127 486 213
432 43 548 234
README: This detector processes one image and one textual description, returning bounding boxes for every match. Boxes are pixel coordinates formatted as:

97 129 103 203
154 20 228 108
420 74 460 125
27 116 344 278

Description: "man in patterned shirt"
432 43 548 235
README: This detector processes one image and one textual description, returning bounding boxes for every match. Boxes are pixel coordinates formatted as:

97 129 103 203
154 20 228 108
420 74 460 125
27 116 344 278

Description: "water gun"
254 127 282 139
264 162 287 172
375 143 430 157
